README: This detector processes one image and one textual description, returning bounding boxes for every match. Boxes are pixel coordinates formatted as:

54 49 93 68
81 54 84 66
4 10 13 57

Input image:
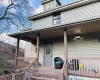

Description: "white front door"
43 44 53 66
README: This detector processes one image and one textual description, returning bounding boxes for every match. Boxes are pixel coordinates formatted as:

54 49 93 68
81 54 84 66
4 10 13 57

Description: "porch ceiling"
9 18 100 42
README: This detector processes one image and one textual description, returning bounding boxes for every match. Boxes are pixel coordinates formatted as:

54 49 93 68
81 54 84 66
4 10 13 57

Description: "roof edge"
9 17 100 38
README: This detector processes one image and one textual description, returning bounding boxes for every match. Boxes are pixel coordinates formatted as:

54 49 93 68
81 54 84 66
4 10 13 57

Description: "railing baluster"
87 60 89 76
81 59 83 75
0 75 12 80
15 73 23 80
79 59 81 75
76 59 78 74
90 60 92 76
68 57 100 78
99 60 100 76
74 59 75 73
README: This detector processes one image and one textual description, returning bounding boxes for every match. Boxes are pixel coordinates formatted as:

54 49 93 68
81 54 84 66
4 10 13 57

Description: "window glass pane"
53 13 61 25
56 15 60 19
56 19 61 24
46 45 51 55
53 20 57 25
53 16 57 20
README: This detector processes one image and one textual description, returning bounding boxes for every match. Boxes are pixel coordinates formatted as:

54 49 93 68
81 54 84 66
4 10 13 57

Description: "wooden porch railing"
59 59 68 80
68 57 100 78
0 73 24 80
16 57 34 68
62 59 68 80
25 57 38 79
15 73 24 80
0 74 12 80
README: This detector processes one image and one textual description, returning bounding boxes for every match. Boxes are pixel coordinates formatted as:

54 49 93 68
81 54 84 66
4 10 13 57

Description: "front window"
46 44 51 55
53 13 61 25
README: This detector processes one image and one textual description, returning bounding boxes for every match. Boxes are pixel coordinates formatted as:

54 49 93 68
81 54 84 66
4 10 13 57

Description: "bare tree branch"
0 0 34 34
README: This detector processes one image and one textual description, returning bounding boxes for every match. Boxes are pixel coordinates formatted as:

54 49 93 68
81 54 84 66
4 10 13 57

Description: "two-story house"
9 0 100 80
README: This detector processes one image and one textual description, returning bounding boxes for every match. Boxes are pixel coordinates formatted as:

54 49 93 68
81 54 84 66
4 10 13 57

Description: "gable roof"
28 0 99 21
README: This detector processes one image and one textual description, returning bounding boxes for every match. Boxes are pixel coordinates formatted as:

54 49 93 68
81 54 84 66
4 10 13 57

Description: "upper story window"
53 13 61 25
45 2 50 11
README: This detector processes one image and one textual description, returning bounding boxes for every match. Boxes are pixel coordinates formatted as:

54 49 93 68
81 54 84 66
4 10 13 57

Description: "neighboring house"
0 41 24 57
9 0 100 80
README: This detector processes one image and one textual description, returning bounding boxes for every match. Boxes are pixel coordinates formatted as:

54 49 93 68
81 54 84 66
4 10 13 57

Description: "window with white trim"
53 13 61 25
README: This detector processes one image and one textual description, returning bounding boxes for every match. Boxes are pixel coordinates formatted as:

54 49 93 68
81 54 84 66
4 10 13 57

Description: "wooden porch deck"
32 66 63 80
37 66 62 74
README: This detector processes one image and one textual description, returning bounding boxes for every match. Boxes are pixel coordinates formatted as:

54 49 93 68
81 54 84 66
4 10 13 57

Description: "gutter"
28 0 99 21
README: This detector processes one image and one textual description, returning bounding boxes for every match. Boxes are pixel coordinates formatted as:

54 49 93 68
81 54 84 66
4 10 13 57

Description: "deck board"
37 66 62 74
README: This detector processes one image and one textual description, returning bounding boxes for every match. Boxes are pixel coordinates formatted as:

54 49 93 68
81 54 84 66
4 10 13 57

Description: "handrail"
17 57 33 59
69 57 100 60
24 56 38 80
0 73 23 80
61 58 68 80
16 57 34 68
26 57 38 70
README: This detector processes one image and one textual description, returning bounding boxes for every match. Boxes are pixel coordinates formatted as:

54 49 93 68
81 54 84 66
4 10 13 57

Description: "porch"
1 57 100 80
8 18 100 80
15 57 100 79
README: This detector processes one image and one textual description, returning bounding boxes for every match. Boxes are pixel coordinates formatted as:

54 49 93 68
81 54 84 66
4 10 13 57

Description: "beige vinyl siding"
53 42 65 66
61 2 100 24
50 1 54 9
42 38 100 66
32 2 100 31
32 16 53 30
53 38 100 58
39 45 44 66
24 42 36 58
24 42 44 66
68 38 100 58
25 38 100 66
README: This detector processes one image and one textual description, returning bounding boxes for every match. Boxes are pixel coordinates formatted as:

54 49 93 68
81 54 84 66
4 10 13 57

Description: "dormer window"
45 2 50 11
53 13 61 25
42 0 61 12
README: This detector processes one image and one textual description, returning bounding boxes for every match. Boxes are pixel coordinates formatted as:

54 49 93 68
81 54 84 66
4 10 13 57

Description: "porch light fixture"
75 35 81 40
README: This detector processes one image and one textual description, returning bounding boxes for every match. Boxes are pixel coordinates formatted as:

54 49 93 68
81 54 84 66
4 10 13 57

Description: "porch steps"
31 72 59 80
31 76 57 80
36 72 59 79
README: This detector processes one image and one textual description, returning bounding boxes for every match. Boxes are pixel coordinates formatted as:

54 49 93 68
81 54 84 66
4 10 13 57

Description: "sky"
34 0 77 8
0 0 77 48
33 0 78 14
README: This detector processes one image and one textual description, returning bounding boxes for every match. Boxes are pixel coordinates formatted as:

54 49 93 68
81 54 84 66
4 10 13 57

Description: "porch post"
36 33 40 64
64 29 68 58
64 29 68 80
15 38 20 69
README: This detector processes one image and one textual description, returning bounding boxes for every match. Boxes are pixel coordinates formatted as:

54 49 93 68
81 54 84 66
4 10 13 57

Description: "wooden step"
35 72 60 79
31 76 57 80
